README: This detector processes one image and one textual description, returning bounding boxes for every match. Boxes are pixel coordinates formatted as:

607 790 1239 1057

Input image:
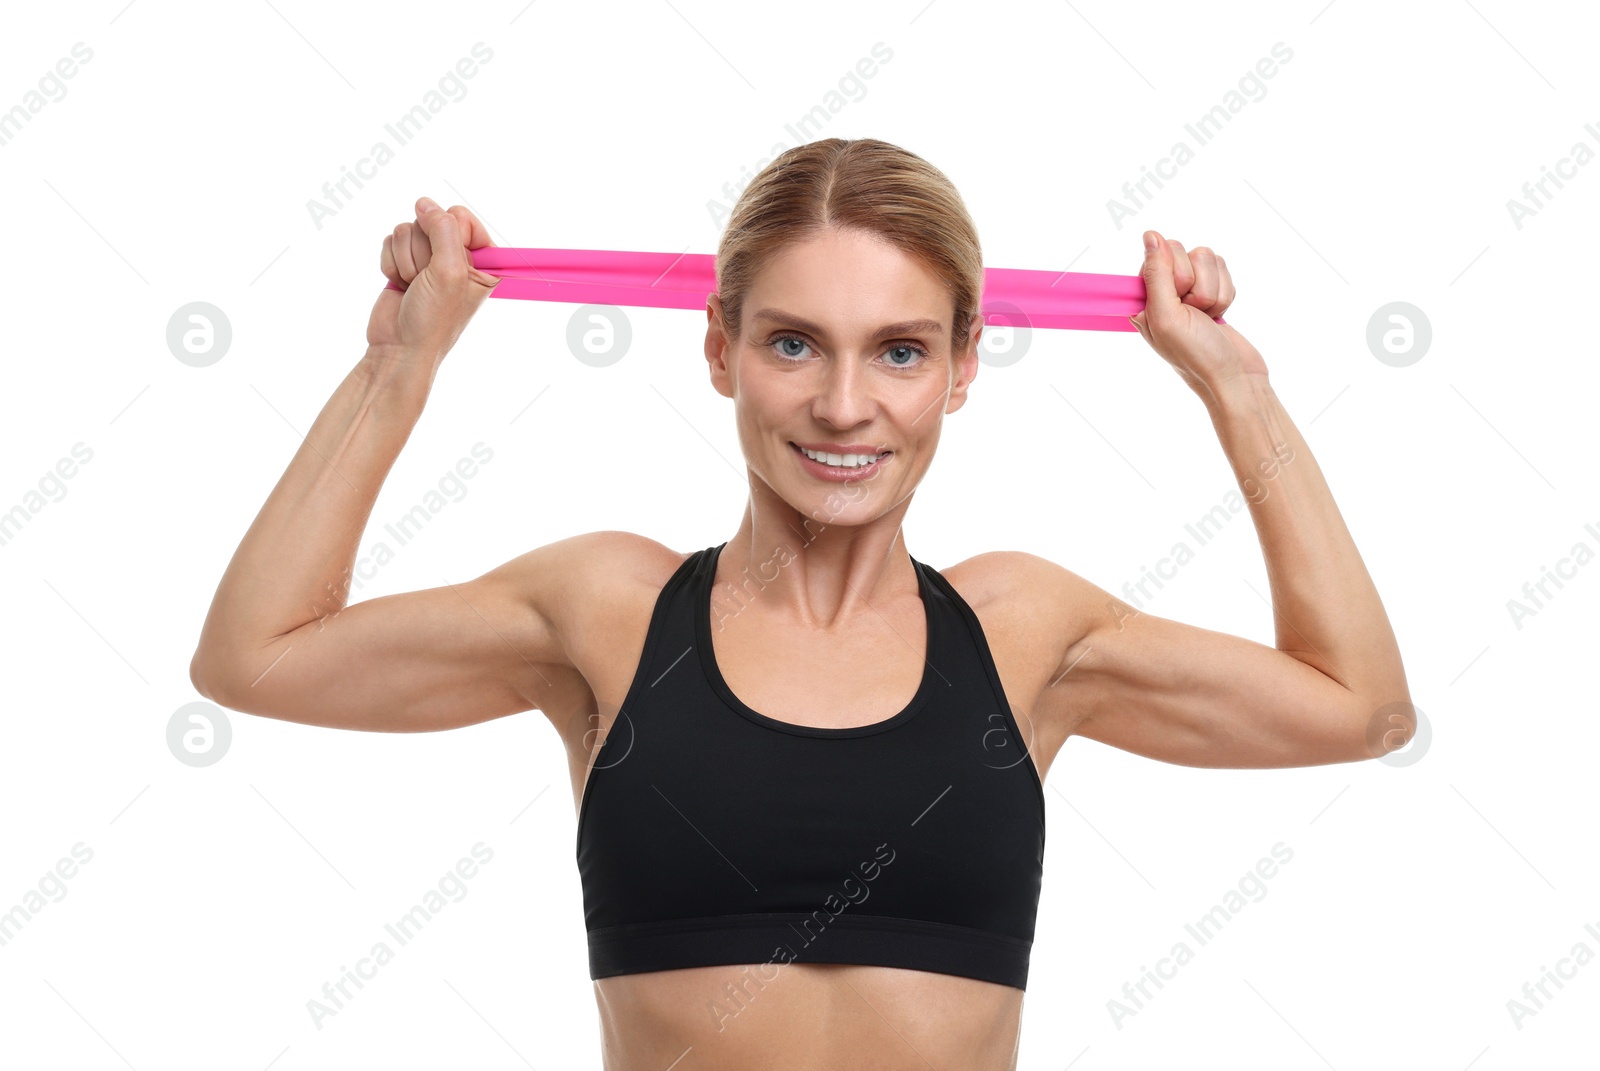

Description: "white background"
2 0 1596 1068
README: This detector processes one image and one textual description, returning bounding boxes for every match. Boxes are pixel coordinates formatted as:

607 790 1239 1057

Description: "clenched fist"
366 196 502 378
1128 229 1268 401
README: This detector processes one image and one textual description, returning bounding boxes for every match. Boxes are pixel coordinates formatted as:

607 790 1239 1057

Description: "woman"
190 138 1412 1070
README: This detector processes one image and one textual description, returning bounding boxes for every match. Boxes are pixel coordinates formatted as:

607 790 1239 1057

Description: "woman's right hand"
367 196 502 374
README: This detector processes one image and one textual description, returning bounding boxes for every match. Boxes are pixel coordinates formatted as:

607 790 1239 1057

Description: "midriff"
592 960 1024 1071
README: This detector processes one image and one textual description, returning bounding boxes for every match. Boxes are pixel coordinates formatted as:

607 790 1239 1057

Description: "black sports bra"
574 542 1047 989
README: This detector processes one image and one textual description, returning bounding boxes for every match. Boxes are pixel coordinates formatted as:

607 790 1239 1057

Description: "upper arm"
1017 553 1385 768
193 530 635 733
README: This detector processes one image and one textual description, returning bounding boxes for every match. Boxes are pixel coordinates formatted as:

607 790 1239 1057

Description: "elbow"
1357 694 1424 765
189 648 236 707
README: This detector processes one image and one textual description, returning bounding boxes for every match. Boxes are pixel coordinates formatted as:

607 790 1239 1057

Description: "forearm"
190 349 432 686
1201 373 1409 705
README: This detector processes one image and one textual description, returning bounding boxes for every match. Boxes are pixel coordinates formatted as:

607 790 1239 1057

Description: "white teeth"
799 445 884 468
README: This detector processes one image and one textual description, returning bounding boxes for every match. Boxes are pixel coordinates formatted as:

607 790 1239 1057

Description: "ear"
944 314 982 415
705 293 734 400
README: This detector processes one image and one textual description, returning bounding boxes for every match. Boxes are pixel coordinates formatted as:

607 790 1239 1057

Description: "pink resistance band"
381 247 1217 332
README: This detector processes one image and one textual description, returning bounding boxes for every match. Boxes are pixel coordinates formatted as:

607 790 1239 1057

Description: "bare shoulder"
939 549 1101 641
509 529 689 640
473 530 688 717
939 550 1110 748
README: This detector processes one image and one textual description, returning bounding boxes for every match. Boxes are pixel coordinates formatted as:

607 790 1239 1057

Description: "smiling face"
705 226 982 527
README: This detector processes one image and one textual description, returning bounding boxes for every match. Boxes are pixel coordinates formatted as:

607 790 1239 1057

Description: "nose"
811 351 876 429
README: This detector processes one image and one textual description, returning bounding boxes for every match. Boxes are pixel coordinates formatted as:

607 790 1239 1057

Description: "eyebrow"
750 308 946 342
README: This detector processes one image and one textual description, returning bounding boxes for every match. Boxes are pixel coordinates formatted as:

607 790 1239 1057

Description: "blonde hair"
713 138 984 354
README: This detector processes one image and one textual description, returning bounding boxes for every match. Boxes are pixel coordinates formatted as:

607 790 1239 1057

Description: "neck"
714 484 918 632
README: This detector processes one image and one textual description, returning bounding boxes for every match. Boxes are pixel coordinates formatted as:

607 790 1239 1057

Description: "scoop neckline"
696 541 937 738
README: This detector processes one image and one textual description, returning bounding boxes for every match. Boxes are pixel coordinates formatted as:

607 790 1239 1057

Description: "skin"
190 197 1413 1070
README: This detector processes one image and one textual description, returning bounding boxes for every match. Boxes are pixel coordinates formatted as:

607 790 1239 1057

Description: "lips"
789 441 890 481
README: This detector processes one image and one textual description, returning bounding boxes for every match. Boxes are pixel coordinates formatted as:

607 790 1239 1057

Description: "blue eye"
884 344 929 368
768 333 930 370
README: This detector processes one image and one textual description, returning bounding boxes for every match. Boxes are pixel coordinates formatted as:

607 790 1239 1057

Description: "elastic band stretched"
381 247 1222 332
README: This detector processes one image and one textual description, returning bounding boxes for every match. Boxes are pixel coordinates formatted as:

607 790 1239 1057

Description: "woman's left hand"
1128 229 1269 399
